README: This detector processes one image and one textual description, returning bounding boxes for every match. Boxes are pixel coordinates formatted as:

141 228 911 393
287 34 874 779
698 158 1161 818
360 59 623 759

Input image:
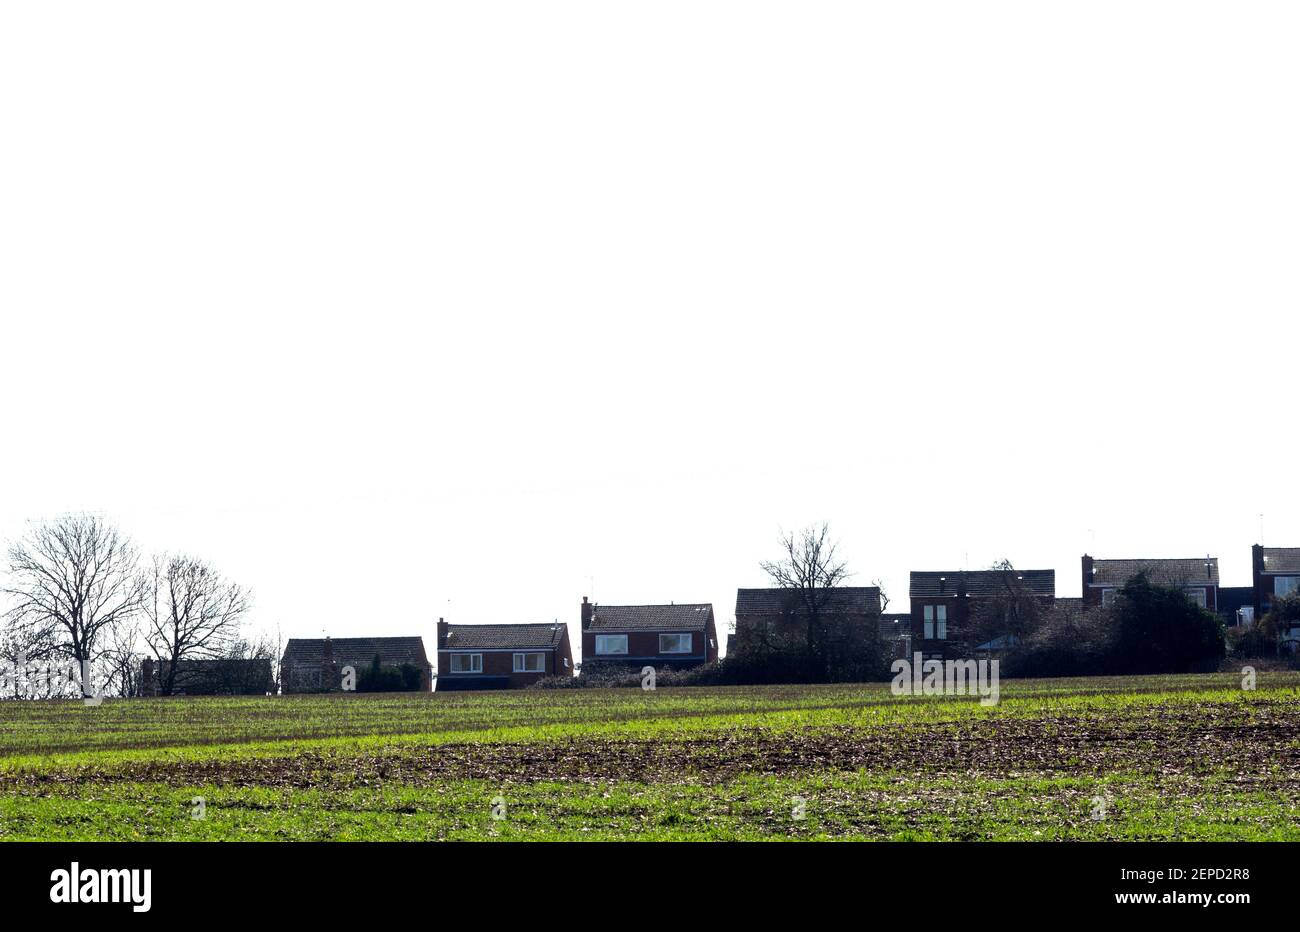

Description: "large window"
594 635 628 655
1183 588 1208 608
1276 577 1300 598
659 633 692 654
922 605 947 639
449 653 482 673
513 652 545 673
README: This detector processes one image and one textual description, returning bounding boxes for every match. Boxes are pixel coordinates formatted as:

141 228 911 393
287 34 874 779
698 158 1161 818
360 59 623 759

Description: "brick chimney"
1081 555 1095 605
437 617 449 648
581 596 594 630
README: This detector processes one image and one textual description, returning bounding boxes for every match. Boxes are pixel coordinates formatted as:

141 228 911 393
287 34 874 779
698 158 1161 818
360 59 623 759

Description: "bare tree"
872 578 891 613
760 524 878 678
143 554 251 696
958 559 1050 655
3 515 146 697
99 613 144 698
262 620 285 694
0 621 62 699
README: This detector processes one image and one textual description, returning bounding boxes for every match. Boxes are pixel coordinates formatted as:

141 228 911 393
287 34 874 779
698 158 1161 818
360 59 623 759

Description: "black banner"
0 842 1281 918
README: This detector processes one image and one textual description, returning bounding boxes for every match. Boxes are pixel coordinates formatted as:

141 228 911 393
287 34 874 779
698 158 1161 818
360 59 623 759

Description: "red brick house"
580 597 718 672
436 619 573 690
280 636 433 693
1082 555 1219 611
732 586 883 657
909 568 1055 661
1251 545 1300 622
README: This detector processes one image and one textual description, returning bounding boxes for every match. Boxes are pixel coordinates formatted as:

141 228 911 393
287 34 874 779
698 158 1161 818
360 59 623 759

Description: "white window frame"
594 634 628 655
513 652 546 673
1101 588 1119 607
449 653 482 673
659 633 692 654
1183 587 1207 608
1275 577 1300 598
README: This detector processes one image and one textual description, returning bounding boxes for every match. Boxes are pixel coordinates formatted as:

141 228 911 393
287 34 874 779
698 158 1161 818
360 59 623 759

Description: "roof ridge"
1094 556 1217 561
735 585 880 591
447 621 562 627
594 602 711 608
911 568 1052 573
286 635 424 642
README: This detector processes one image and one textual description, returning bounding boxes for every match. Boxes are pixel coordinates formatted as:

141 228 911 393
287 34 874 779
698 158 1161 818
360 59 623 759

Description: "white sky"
2 3 1297 662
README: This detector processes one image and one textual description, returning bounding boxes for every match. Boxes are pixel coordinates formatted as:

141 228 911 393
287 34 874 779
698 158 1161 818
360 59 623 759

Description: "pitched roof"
143 658 271 675
909 569 1055 598
734 587 882 616
1089 558 1218 587
588 604 715 631
281 637 430 668
879 613 911 638
1261 548 1300 575
441 622 568 650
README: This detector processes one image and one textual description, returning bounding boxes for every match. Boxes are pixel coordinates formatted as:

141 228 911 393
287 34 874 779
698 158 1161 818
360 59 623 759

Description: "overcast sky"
2 3 1296 661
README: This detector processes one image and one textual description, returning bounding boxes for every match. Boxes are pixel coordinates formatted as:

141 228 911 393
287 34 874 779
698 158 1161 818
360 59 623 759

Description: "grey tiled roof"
734 587 882 616
910 569 1055 598
879 613 911 638
281 637 430 668
442 623 568 650
1261 548 1300 575
1089 558 1218 587
588 604 714 631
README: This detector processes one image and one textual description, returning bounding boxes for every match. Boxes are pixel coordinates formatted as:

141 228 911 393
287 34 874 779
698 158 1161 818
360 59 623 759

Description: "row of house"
288 543 1300 691
262 599 725 693
900 547 1299 662
137 544 1300 694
